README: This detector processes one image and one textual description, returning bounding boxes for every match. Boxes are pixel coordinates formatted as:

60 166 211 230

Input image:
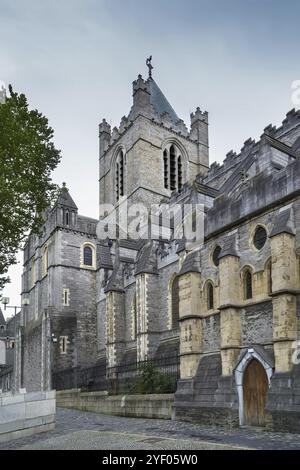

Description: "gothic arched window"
163 144 183 192
81 243 96 269
115 149 126 201
83 246 93 266
171 276 180 328
163 149 168 189
244 269 253 300
207 282 214 310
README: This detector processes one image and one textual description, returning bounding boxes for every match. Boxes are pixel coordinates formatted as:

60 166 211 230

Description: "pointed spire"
56 182 78 210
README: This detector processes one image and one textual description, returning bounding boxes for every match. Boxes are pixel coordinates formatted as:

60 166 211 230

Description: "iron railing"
52 354 179 395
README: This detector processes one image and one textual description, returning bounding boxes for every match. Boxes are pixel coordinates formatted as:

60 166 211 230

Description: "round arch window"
253 226 267 250
212 245 222 267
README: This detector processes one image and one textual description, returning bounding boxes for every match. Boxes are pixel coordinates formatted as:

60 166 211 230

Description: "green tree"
0 85 61 292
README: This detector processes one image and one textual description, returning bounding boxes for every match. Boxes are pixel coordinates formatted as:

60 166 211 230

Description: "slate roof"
135 241 158 275
218 234 239 259
104 246 124 293
178 249 201 276
148 78 180 123
119 239 145 251
270 207 295 237
56 184 78 210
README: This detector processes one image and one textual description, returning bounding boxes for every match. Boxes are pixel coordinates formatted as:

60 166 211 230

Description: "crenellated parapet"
189 107 209 146
132 74 150 95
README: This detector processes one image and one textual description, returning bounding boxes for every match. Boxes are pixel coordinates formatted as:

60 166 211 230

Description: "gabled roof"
135 241 158 275
148 78 180 123
56 183 78 210
178 249 201 276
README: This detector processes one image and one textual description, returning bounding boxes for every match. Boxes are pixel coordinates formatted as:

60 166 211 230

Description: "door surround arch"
234 348 273 426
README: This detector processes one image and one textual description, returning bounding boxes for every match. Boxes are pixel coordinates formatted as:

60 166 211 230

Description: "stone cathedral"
18 61 300 431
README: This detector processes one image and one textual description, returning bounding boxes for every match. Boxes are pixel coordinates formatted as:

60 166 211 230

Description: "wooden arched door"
243 359 268 426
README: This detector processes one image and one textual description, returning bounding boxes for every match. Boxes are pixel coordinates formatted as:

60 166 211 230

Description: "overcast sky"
1 0 300 314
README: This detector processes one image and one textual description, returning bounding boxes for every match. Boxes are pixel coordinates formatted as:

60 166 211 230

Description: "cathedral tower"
99 58 209 215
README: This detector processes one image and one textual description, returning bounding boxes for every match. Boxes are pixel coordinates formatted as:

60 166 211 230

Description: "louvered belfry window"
163 144 183 192
116 150 125 201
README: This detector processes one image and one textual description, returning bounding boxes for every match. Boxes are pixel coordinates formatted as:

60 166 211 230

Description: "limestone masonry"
18 64 300 432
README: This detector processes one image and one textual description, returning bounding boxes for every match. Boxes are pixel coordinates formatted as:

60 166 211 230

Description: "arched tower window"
207 281 214 310
178 155 182 191
81 243 96 269
244 268 253 300
65 210 69 226
83 246 93 266
163 149 168 189
171 276 180 328
115 149 126 201
163 143 184 192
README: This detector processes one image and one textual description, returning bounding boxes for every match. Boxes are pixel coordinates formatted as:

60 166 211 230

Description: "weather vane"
146 56 153 78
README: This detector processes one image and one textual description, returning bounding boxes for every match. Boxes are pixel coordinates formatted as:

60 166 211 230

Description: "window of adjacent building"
81 243 96 269
212 245 222 267
253 226 267 250
115 149 126 201
163 144 183 192
244 269 253 300
60 336 68 354
42 246 48 277
65 210 69 226
63 288 70 306
83 246 93 266
171 276 180 328
207 282 214 310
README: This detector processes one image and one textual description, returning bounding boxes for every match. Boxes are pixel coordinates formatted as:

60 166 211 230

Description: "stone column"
178 272 202 378
106 290 125 368
135 271 161 361
270 230 298 372
219 249 241 376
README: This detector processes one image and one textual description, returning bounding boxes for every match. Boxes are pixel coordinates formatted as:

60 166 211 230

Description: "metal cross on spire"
146 55 153 78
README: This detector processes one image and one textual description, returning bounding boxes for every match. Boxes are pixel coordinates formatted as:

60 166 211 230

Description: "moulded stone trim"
234 347 273 426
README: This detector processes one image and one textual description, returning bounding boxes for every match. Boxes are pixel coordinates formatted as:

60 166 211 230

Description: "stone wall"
0 390 56 443
22 321 43 392
56 389 174 420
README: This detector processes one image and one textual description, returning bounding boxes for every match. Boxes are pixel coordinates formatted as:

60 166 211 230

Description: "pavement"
1 407 300 450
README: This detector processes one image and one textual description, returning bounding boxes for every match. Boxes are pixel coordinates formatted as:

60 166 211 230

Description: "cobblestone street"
1 408 300 450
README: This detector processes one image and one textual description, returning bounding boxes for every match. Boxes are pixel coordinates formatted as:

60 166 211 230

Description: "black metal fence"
52 354 179 395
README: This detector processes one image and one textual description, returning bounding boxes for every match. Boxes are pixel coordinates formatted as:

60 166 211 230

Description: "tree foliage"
0 85 61 292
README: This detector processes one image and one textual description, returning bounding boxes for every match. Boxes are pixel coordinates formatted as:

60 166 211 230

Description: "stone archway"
234 348 273 426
